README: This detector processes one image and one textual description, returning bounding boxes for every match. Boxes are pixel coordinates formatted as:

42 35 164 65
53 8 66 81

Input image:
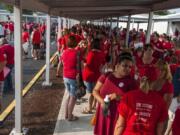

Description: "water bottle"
103 95 110 116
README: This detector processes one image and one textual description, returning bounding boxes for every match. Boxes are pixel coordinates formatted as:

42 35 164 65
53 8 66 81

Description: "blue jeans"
63 78 77 97
3 64 14 93
84 81 95 93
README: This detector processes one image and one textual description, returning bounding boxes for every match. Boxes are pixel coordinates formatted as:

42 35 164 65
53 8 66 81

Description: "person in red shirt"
56 31 65 77
114 66 168 135
152 59 174 108
0 49 6 110
8 21 14 41
82 38 105 114
40 22 46 37
172 106 180 135
22 28 30 57
0 38 14 93
31 26 41 60
151 33 164 59
93 52 138 135
61 35 79 121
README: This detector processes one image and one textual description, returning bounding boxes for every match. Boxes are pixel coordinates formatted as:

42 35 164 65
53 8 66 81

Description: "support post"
132 19 135 29
137 22 140 31
117 17 119 28
14 0 22 134
125 15 131 47
146 12 153 44
43 14 52 86
58 17 62 39
167 21 172 35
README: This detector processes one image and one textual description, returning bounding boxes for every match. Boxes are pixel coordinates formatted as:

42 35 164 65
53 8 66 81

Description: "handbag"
75 51 86 99
90 113 96 126
22 42 29 53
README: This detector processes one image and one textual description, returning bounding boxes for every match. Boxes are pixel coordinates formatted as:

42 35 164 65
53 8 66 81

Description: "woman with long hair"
114 67 168 135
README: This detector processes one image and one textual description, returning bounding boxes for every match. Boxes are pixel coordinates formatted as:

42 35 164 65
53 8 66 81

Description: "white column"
125 15 131 47
137 22 140 31
14 0 22 134
58 17 62 39
110 17 112 29
63 17 66 29
167 21 172 35
151 20 154 34
132 19 135 29
117 17 119 28
66 18 68 28
43 14 52 86
69 19 71 28
146 12 153 44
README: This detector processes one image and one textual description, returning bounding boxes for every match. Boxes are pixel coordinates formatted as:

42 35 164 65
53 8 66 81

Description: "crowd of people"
0 16 180 134
0 18 52 111
56 24 180 135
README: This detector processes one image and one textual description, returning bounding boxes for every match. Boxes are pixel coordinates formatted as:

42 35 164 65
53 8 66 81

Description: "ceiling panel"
2 0 180 20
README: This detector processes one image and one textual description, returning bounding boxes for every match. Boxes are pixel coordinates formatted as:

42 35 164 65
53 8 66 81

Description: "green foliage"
5 5 13 13
0 3 33 14
23 9 33 15
154 10 171 16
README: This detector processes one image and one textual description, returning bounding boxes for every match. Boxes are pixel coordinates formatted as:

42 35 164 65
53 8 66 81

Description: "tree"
0 3 33 14
154 10 171 16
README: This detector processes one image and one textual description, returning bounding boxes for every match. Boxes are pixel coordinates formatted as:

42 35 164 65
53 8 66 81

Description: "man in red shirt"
8 21 14 41
0 38 14 93
22 28 30 57
0 48 6 110
31 26 41 60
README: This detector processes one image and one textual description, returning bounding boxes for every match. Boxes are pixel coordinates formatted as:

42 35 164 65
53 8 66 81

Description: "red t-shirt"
82 50 105 82
0 44 14 65
8 23 14 32
61 48 79 79
156 81 174 98
0 51 5 81
138 63 158 82
162 41 173 50
58 36 65 51
118 90 168 135
40 24 46 34
22 31 29 43
61 35 69 49
98 73 138 98
32 30 41 44
152 40 164 58
172 106 180 135
170 64 179 76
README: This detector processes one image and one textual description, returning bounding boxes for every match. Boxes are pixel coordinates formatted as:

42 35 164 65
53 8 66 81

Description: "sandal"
68 115 79 121
82 108 93 114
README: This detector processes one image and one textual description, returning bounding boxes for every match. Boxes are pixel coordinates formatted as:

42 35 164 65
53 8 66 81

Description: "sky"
169 8 180 13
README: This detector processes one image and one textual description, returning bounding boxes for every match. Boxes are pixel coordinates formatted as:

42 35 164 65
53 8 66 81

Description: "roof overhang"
1 0 180 20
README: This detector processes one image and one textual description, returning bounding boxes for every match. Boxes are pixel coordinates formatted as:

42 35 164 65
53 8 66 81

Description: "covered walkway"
1 0 180 135
53 91 93 135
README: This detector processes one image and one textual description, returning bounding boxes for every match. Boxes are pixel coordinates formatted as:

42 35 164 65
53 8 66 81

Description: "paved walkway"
53 90 94 135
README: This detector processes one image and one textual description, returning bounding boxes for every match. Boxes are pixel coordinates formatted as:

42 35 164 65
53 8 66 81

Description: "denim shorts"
63 78 77 97
84 81 95 93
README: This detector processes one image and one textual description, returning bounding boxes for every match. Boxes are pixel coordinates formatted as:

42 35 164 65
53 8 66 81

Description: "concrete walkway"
53 90 94 135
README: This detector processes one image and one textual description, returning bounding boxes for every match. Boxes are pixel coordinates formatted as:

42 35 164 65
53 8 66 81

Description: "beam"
52 6 150 12
153 0 180 11
22 0 49 13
